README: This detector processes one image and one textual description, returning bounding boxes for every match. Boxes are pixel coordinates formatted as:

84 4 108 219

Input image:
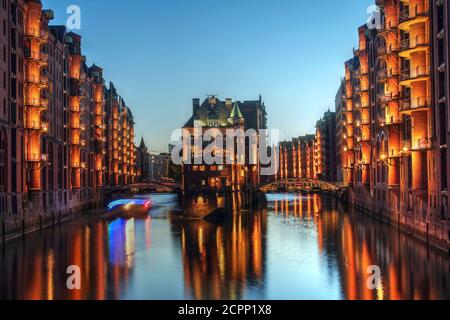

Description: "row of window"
191 165 224 172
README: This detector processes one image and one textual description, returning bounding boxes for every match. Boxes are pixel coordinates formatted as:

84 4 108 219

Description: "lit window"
192 166 199 171
200 166 206 172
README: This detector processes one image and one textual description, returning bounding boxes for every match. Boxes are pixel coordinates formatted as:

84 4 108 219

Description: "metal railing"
400 65 429 81
400 96 430 111
411 138 432 151
378 92 399 102
399 4 429 23
379 115 401 126
400 34 430 51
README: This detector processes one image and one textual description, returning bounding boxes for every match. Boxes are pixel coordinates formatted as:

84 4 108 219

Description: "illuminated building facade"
278 134 317 180
104 82 137 188
0 0 138 239
314 110 337 182
338 0 449 244
335 81 346 183
182 96 267 195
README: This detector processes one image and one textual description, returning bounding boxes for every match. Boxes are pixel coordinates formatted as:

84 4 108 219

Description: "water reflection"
0 193 449 300
172 211 267 299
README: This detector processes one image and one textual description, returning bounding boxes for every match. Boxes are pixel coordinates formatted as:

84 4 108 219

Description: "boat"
106 197 152 219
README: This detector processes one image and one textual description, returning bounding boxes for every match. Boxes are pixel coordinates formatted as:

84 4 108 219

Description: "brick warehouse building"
274 0 449 248
0 0 138 239
339 0 449 245
182 96 267 195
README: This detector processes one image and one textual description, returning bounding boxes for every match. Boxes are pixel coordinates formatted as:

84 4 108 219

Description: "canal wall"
1 189 104 243
344 188 450 254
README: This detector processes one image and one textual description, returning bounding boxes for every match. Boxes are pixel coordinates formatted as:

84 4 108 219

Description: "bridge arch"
257 178 343 193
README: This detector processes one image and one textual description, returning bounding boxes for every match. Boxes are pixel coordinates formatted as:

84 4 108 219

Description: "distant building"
149 153 171 181
136 137 150 180
314 110 336 182
278 134 315 180
182 96 267 195
335 80 345 183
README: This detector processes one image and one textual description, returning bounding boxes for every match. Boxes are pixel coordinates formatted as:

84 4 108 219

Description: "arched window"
48 143 54 190
0 129 6 192
58 145 63 189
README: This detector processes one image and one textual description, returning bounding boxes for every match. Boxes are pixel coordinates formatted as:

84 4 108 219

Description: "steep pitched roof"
228 102 244 122
139 137 147 149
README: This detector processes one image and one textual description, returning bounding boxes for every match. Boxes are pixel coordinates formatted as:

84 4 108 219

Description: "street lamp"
379 154 392 166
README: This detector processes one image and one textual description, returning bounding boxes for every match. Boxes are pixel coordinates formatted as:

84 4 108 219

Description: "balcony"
377 21 399 35
361 118 371 125
411 138 432 151
399 4 429 30
399 34 430 57
400 96 431 113
379 115 401 127
400 65 429 85
360 84 369 92
25 98 48 109
26 74 48 86
25 28 48 40
377 43 399 57
378 92 399 103
70 122 81 130
378 67 400 81
402 140 412 154
387 148 402 158
25 120 48 132
361 134 371 142
26 153 47 163
361 102 369 109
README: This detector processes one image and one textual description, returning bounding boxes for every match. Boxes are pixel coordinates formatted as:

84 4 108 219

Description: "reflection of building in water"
271 194 450 300
316 202 450 300
0 217 142 300
173 210 267 300
273 194 322 218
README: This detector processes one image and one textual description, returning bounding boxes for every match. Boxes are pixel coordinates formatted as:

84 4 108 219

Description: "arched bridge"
257 178 345 193
107 180 181 195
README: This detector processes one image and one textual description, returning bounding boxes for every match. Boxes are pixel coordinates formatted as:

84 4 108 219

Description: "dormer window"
207 119 219 127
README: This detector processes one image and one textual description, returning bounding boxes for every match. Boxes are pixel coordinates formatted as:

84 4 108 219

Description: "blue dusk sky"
43 0 373 153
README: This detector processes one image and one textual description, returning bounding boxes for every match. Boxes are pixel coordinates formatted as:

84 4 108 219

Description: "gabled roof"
183 97 234 128
228 102 244 122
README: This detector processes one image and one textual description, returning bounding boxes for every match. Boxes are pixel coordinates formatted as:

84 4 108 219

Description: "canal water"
0 193 449 300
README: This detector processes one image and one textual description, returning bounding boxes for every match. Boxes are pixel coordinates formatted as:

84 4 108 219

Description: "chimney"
225 98 232 107
193 98 200 115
